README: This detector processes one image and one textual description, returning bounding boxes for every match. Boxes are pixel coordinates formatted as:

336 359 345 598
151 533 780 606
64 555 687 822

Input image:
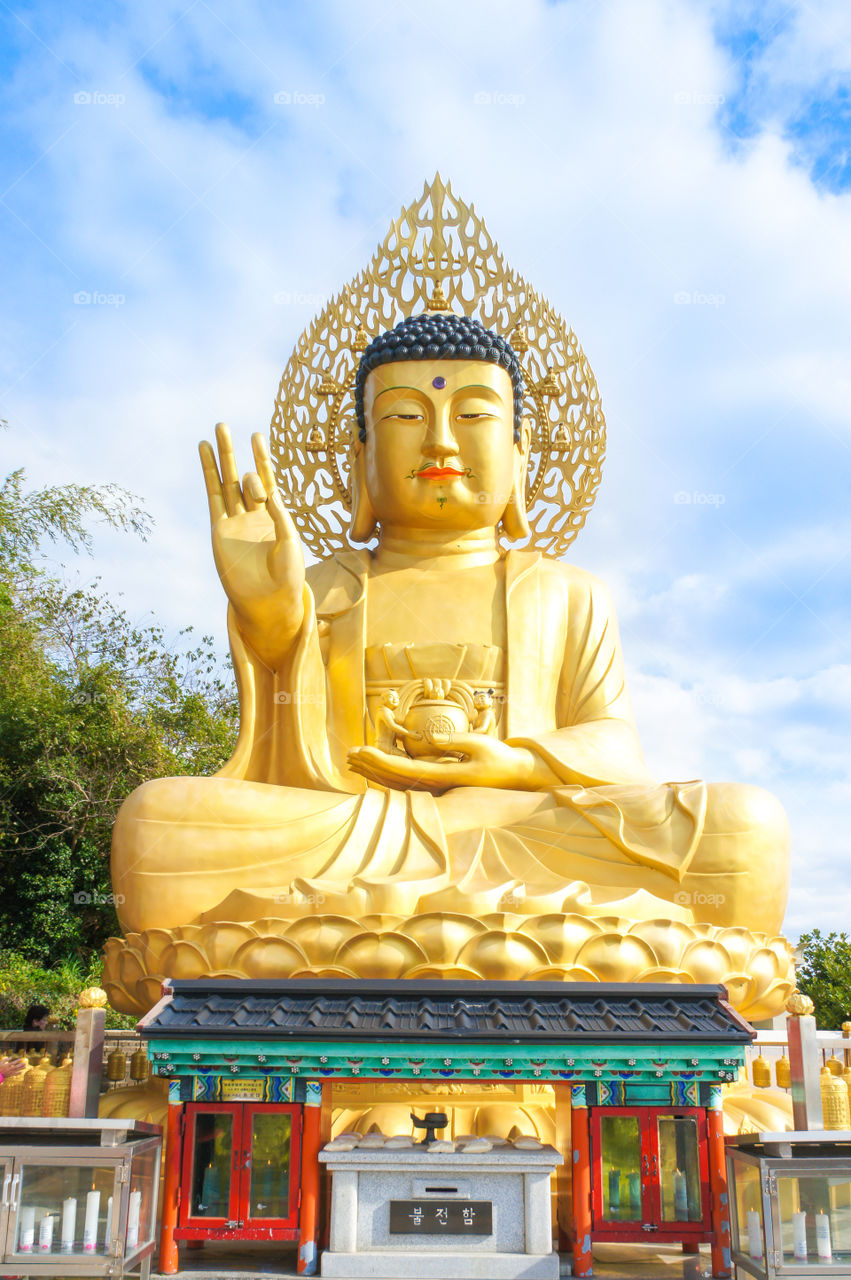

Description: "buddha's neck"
374 526 502 569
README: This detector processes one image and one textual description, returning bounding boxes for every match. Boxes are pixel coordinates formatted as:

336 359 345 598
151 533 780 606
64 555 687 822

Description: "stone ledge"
319 1251 559 1278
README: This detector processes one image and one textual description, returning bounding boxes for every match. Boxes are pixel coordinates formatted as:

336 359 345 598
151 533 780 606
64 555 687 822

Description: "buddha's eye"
456 412 496 421
382 412 424 422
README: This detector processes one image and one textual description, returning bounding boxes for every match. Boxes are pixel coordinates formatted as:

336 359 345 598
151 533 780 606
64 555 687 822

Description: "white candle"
38 1213 55 1252
816 1212 832 1261
104 1196 113 1251
747 1209 763 1260
18 1205 35 1253
83 1189 100 1252
61 1196 77 1251
126 1189 141 1251
793 1210 807 1260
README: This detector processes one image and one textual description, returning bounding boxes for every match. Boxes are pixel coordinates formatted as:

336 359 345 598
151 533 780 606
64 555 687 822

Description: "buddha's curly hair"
354 312 523 443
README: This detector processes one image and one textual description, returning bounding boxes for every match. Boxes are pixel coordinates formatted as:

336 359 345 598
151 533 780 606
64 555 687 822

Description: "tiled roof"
139 979 753 1044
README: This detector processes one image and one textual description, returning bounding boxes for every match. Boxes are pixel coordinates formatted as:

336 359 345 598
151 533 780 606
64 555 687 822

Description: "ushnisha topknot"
354 312 524 443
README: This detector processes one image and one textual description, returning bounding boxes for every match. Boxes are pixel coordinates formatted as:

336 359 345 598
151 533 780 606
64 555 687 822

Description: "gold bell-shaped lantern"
0 1061 30 1116
752 1050 771 1088
41 1055 73 1118
841 1064 851 1107
775 1052 792 1089
20 1055 52 1116
106 1048 127 1083
827 1054 843 1076
130 1046 150 1082
821 1064 851 1130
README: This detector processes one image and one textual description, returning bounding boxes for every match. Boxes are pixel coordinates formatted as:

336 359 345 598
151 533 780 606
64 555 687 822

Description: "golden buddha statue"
104 178 794 1022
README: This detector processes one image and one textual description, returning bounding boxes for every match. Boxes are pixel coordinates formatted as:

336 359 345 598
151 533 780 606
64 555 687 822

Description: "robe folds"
214 548 708 905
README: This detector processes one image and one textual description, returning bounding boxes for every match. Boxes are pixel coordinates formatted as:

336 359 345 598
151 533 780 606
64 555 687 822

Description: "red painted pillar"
158 1100 182 1276
572 1087 593 1277
298 1083 323 1275
707 1100 731 1279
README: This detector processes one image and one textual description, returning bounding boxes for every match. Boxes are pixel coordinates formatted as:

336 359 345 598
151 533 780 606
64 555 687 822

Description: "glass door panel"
9 1160 118 1259
657 1116 703 1223
183 1106 237 1224
242 1104 300 1230
127 1143 160 1255
774 1171 851 1266
599 1114 644 1222
0 1158 13 1255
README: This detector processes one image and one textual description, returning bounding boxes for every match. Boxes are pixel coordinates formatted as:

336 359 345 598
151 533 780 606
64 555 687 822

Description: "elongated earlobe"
501 417 532 540
349 441 378 543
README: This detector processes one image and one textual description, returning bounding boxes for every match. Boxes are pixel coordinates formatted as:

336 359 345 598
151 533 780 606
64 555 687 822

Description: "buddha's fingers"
215 421 245 517
243 471 265 512
199 440 226 524
348 747 460 793
251 432 278 497
267 487 299 546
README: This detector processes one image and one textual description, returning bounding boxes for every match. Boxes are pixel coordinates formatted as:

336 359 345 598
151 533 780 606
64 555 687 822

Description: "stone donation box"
319 1139 562 1279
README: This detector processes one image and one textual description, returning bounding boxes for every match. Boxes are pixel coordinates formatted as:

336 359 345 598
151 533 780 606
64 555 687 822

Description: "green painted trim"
145 1036 744 1085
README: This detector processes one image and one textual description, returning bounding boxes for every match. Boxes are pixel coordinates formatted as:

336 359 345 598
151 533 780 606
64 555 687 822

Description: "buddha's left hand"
347 736 558 794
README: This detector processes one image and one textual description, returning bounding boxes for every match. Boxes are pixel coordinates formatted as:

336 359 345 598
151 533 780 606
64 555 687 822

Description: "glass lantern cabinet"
727 1131 851 1279
0 1118 161 1277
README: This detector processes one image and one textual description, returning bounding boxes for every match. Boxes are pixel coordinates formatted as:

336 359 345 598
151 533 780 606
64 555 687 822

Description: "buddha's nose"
421 407 460 461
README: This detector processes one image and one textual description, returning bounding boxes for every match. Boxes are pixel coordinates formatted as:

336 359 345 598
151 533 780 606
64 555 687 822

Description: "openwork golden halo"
270 175 606 561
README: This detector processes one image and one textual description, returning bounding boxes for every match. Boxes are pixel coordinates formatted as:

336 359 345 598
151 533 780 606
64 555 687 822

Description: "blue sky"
1 0 849 938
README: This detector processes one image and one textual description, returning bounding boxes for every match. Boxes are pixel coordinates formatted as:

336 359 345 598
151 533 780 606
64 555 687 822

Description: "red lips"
417 466 466 479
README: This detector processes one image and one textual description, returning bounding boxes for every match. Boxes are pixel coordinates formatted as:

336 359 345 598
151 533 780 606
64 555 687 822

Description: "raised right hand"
200 423 305 667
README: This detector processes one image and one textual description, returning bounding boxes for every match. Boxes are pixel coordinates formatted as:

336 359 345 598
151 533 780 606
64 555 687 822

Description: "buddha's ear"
501 416 532 541
349 436 378 543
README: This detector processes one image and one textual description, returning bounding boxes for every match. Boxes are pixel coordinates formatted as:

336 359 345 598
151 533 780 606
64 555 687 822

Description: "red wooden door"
236 1103 302 1239
646 1109 709 1238
590 1108 655 1235
590 1106 710 1238
178 1102 302 1240
180 1102 242 1232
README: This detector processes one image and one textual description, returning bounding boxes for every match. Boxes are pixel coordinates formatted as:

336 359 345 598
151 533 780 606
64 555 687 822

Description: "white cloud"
2 0 850 932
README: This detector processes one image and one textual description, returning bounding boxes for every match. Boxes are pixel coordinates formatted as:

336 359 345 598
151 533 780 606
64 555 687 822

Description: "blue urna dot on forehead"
354 312 524 443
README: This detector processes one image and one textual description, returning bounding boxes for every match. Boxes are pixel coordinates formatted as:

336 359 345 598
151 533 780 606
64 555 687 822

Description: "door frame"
178 1102 241 1235
590 1105 710 1241
176 1101 302 1242
590 1106 654 1236
236 1102 302 1240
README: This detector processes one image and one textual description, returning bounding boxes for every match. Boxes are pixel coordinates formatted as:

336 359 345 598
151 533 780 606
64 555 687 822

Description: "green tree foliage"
0 950 134 1030
795 929 851 1028
0 443 238 968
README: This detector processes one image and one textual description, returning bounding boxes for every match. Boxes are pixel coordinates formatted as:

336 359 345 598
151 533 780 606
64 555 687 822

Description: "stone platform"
319 1141 562 1279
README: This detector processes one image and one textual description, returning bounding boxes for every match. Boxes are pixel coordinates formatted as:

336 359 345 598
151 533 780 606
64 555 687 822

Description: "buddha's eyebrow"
372 385 424 400
373 383 501 400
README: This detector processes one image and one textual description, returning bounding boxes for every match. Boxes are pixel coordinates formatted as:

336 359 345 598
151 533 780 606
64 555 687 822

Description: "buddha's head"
350 313 530 542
